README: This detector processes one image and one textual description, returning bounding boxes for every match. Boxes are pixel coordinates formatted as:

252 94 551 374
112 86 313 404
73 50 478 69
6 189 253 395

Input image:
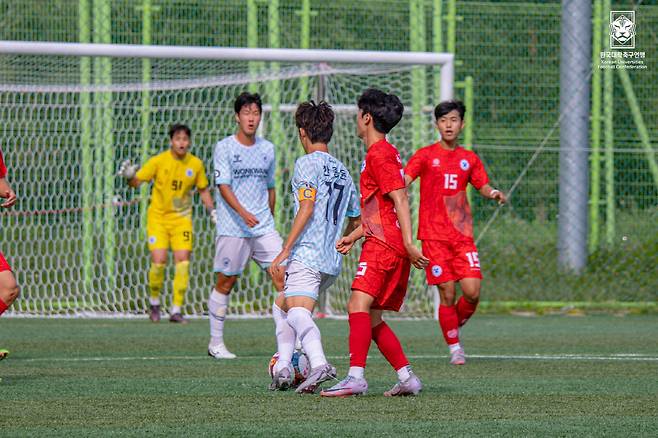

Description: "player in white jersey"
268 101 361 393
208 92 286 359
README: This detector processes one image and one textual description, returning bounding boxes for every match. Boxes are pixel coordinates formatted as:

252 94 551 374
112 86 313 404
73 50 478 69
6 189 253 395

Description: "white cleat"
208 343 237 359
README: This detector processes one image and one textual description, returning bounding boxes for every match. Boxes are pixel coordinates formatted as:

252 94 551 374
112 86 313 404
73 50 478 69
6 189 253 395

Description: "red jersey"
405 143 488 242
360 139 407 256
0 149 6 178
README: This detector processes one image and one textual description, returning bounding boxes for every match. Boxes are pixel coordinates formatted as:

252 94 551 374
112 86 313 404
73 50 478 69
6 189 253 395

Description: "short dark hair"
357 88 404 134
295 101 334 144
434 100 466 120
234 92 263 114
168 123 191 139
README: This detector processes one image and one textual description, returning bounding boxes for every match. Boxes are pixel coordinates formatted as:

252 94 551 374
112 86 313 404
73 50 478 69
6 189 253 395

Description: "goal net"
0 42 454 318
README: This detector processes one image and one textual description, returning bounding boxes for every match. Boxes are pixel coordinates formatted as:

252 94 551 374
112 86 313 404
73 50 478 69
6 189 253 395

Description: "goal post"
0 41 454 318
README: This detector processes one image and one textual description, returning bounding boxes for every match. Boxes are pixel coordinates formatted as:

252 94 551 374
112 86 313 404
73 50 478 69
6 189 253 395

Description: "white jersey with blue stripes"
289 151 360 276
213 135 276 237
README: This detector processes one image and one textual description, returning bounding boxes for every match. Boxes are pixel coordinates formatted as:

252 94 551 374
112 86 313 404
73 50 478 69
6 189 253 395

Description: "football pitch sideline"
1 315 657 436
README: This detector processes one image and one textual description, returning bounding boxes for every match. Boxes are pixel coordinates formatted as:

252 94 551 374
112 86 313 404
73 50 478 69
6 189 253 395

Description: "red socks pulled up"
348 312 372 368
372 321 409 371
456 296 478 327
438 304 460 345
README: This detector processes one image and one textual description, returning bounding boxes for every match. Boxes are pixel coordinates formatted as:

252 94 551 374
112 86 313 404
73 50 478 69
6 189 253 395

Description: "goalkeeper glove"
117 160 139 180
210 209 218 224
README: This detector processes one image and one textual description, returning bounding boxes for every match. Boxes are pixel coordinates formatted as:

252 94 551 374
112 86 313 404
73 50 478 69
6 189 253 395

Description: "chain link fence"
0 0 656 306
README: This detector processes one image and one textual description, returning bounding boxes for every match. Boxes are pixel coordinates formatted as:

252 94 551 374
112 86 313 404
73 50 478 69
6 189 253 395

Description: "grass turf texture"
1 316 657 436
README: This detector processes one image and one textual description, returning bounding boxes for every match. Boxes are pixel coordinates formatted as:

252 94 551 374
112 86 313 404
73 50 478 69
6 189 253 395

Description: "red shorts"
351 239 411 312
0 251 11 272
422 239 482 285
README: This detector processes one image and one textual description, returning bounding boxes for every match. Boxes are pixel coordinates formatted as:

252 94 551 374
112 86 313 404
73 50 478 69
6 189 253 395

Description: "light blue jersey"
213 135 276 237
290 151 360 276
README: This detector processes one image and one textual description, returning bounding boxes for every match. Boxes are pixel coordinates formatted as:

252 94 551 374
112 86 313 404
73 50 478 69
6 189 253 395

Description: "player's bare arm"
336 216 362 255
268 188 276 216
198 187 217 223
0 177 16 208
387 188 429 269
268 197 315 276
479 183 507 205
218 183 259 227
404 174 415 187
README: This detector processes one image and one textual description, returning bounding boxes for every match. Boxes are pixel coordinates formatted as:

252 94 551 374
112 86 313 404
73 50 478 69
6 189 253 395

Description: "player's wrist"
489 188 500 198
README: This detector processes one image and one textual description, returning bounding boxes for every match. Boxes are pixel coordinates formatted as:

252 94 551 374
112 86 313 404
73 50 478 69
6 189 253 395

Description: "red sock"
372 322 409 371
438 305 460 345
0 297 7 316
348 312 372 368
456 296 478 327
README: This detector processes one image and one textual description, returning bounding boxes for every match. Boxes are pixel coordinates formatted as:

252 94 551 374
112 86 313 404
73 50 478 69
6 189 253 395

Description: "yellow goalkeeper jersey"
136 150 209 221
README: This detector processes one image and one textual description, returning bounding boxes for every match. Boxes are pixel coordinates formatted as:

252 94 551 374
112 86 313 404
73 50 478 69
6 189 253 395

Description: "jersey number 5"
171 180 183 191
324 181 345 225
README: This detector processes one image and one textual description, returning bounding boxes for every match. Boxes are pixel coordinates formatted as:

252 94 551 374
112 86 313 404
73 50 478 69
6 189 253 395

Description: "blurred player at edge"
267 101 361 393
321 89 429 397
209 92 285 360
118 124 215 324
0 147 20 361
404 100 506 365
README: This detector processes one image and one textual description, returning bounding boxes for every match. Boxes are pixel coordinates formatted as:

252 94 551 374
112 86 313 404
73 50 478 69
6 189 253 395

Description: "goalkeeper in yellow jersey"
118 124 215 323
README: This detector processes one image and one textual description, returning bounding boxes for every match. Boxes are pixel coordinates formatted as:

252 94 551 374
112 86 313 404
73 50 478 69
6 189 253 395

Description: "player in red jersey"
321 89 429 397
0 148 19 361
405 100 506 365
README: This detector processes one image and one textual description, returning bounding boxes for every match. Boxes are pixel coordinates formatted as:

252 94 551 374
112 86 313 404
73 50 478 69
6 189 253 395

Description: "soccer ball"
268 351 310 386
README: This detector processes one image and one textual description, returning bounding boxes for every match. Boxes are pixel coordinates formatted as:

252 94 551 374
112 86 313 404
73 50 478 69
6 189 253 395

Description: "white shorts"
284 260 336 301
214 231 283 276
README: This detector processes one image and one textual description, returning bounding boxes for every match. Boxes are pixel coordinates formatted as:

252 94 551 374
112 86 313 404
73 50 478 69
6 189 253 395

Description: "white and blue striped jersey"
289 151 360 276
213 135 276 237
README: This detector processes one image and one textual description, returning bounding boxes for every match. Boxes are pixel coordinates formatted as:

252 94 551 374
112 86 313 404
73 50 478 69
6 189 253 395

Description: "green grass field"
1 316 657 436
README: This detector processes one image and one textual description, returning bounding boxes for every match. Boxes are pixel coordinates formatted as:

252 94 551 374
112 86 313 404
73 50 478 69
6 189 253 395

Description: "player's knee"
463 288 480 303
438 284 456 305
8 283 19 302
215 275 236 294
1 282 19 304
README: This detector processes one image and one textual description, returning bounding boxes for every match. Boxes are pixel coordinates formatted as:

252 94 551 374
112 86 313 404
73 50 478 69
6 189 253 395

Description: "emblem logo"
460 159 470 171
431 265 442 277
610 11 636 49
432 158 440 167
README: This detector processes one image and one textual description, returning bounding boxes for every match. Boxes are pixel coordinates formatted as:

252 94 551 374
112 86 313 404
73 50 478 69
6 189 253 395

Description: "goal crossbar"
0 41 454 100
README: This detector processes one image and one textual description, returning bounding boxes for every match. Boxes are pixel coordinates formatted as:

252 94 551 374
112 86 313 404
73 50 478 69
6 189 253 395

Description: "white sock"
272 303 295 372
286 307 327 370
449 342 462 353
170 305 181 315
149 297 160 306
348 366 364 379
396 365 411 382
208 289 229 346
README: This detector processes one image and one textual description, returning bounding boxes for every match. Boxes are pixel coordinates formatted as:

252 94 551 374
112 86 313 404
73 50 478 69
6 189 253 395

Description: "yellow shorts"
147 215 193 252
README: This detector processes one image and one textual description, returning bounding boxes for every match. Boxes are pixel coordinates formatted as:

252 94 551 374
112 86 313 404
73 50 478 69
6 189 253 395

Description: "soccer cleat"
384 372 423 396
450 347 466 365
207 343 236 359
269 366 292 391
149 305 161 322
296 363 337 394
320 375 368 397
169 313 188 324
0 349 9 361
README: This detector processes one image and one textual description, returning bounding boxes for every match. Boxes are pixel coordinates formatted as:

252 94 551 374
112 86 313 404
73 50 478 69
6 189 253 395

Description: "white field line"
13 353 658 363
